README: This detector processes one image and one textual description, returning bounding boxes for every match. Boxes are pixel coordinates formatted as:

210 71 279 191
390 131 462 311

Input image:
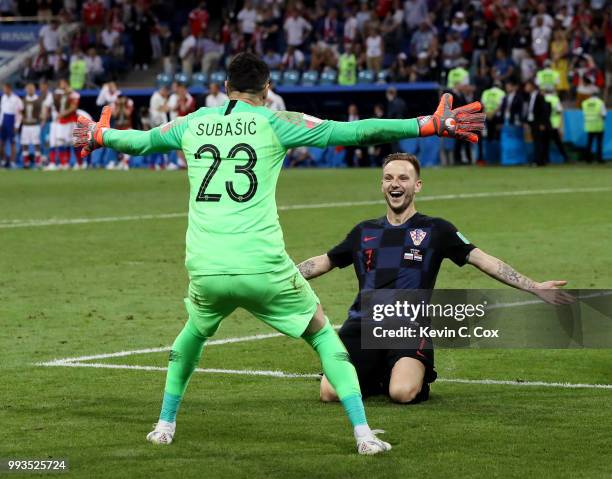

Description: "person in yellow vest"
536 60 560 93
338 44 357 86
544 86 568 161
69 49 87 90
447 59 469 90
581 85 607 163
481 81 505 140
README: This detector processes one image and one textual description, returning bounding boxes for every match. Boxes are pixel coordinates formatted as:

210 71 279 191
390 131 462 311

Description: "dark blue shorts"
1 114 15 142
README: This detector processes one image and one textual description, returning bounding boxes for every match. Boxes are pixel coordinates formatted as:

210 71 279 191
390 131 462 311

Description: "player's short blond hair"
382 153 421 177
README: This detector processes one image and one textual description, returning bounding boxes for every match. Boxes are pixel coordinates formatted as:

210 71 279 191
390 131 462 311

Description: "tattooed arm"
297 254 335 280
467 248 573 304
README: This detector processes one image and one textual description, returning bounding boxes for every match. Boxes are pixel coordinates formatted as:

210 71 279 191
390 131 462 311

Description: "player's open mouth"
389 191 404 199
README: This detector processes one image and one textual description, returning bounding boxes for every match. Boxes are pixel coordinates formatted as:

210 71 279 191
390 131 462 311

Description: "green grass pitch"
1 165 611 478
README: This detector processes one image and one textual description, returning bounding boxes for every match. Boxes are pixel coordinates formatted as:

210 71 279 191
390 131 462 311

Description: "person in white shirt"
20 82 44 168
283 10 312 47
101 26 120 51
149 85 170 127
529 5 554 29
281 45 305 70
85 47 105 86
237 0 257 42
265 84 285 111
1 83 23 168
178 27 197 75
96 82 121 107
531 16 552 64
205 82 228 108
365 26 384 73
39 19 60 53
343 9 358 47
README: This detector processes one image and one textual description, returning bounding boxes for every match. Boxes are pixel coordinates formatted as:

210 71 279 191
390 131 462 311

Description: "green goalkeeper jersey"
103 99 420 275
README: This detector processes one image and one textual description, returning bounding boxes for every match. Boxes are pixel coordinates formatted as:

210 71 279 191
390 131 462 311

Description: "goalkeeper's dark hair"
382 153 421 177
227 53 270 94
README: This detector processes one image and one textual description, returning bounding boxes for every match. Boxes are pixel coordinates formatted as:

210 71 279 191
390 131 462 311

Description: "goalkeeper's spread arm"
274 93 485 149
73 106 184 157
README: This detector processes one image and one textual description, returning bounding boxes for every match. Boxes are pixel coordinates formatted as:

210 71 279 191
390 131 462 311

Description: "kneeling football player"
298 153 572 404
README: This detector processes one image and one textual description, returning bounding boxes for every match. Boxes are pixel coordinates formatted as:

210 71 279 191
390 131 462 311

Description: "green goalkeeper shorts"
184 260 320 339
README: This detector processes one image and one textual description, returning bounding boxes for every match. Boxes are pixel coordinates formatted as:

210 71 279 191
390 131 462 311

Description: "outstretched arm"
297 254 335 280
273 93 485 149
467 248 573 305
73 106 188 158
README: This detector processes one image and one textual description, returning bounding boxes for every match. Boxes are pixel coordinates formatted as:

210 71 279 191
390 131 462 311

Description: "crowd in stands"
1 0 611 169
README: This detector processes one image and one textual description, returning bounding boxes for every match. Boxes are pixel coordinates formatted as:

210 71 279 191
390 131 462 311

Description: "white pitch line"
37 331 286 365
36 361 612 389
3 186 611 229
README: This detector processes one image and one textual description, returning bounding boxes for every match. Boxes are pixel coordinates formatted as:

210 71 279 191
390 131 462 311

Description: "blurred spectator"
238 0 257 44
441 32 462 70
108 94 134 170
344 103 364 167
543 86 569 162
82 0 105 39
69 48 87 90
189 2 209 37
321 8 342 47
178 27 197 76
287 147 314 167
471 20 488 67
338 45 357 86
447 58 469 89
449 12 469 40
493 49 516 83
310 41 337 72
101 24 120 52
281 45 305 71
550 29 570 98
263 47 282 70
410 52 435 82
530 4 554 30
266 83 286 111
536 60 560 92
389 52 411 82
481 81 505 149
365 26 384 73
410 21 437 60
159 24 175 75
532 16 552 66
1 83 22 168
499 78 523 127
169 84 195 120
96 82 121 107
524 80 551 166
284 9 311 48
149 85 170 127
510 24 530 65
581 87 606 163
39 19 60 54
19 82 43 168
403 0 429 32
85 47 105 86
356 2 373 34
0 0 15 16
260 7 281 53
129 3 154 70
572 54 601 105
343 7 358 47
199 33 223 76
385 86 406 119
519 49 538 82
205 83 228 108
381 1 404 54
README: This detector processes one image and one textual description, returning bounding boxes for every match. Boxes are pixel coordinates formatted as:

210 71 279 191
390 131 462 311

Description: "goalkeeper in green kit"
74 53 484 455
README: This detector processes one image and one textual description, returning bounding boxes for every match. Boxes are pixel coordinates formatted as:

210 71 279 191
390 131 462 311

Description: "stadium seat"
301 70 319 86
377 70 389 83
319 70 337 85
210 71 226 85
270 70 282 85
191 72 208 88
174 72 190 86
357 70 375 84
282 70 300 86
155 73 172 88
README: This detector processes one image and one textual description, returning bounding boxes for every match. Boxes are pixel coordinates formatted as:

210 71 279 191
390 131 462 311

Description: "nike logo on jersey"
364 236 377 242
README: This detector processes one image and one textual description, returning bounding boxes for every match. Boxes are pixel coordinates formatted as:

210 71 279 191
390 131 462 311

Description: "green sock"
159 319 207 423
303 318 368 427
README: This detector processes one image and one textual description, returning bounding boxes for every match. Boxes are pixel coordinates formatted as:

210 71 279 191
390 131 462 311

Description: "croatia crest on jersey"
409 228 427 246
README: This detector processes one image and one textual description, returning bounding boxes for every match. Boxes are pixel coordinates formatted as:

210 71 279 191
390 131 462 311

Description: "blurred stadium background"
1 2 612 478
0 0 611 169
